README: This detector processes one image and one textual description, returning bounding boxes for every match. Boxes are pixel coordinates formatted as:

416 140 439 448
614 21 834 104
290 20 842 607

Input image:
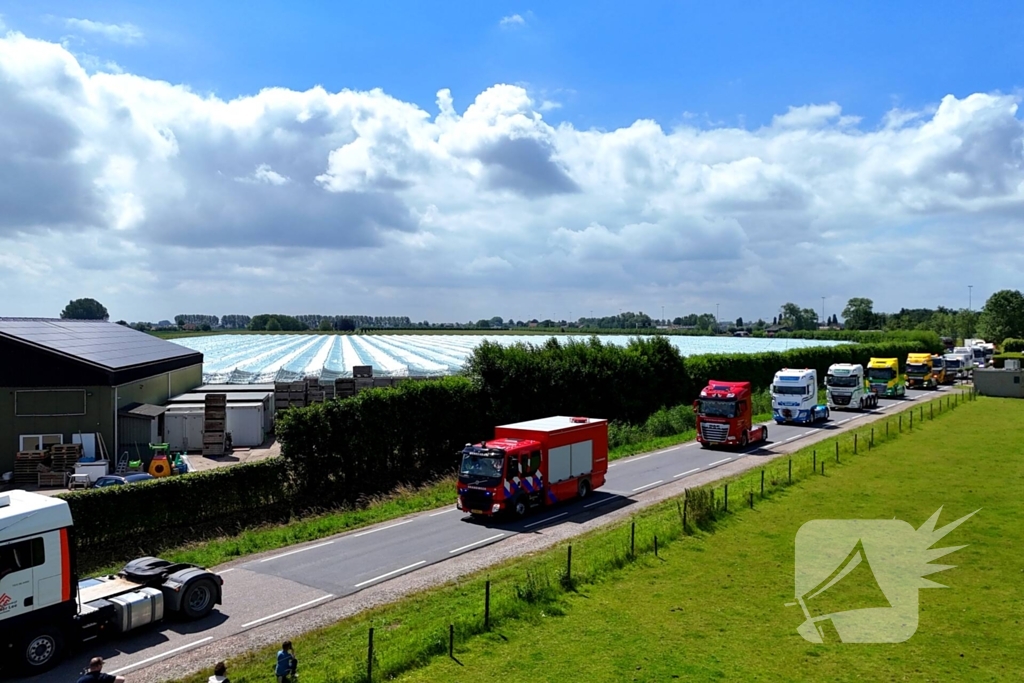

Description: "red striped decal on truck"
60 528 71 602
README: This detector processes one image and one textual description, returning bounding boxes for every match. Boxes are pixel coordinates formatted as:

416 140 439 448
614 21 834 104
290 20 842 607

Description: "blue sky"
0 2 1022 322
6 0 1023 131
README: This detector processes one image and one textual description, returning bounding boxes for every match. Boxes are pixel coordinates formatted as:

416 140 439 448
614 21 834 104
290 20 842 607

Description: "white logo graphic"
788 507 977 643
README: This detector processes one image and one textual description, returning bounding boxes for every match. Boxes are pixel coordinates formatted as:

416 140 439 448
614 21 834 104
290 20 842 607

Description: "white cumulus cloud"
0 30 1022 323
63 18 144 45
500 14 526 27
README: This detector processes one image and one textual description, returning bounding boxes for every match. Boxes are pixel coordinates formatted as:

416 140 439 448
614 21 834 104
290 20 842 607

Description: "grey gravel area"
131 401 927 682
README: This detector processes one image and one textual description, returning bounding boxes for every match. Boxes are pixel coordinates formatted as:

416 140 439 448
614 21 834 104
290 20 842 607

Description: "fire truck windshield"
826 374 859 388
867 368 896 381
698 399 737 418
459 452 504 483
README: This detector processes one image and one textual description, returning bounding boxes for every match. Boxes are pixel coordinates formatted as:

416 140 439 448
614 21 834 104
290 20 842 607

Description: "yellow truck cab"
867 357 906 397
905 352 938 389
930 354 950 385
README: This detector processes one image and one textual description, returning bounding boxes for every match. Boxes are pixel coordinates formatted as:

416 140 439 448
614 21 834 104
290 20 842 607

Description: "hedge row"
775 329 943 352
62 336 926 567
1001 338 1024 353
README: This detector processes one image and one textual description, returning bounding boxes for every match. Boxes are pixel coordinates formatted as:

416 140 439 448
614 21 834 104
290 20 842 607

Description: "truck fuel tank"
105 587 165 632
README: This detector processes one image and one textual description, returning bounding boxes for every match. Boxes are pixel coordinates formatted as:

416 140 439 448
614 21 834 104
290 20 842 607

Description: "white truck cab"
825 363 879 411
772 368 829 424
0 490 222 675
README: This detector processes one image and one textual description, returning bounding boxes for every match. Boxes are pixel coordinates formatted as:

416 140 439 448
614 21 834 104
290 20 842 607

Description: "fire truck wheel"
761 425 768 443
578 478 592 499
21 626 64 673
513 497 529 518
739 432 748 447
181 578 217 619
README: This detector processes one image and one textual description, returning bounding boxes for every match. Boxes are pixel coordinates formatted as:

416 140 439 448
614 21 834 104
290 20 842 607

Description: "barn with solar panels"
0 319 203 473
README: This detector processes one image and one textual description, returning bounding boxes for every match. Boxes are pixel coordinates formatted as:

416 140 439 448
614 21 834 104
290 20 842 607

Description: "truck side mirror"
692 400 699 411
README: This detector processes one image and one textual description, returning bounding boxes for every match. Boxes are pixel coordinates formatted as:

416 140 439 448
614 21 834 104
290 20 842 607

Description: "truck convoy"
693 380 769 448
866 357 906 397
772 368 830 424
825 364 879 410
947 348 974 379
457 416 608 519
905 352 940 390
0 490 223 674
930 355 951 385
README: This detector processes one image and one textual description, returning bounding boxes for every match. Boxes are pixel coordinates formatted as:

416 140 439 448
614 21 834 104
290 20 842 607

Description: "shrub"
1001 338 1024 353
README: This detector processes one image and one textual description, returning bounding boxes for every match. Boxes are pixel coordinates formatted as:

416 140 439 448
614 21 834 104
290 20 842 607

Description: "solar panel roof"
0 318 202 371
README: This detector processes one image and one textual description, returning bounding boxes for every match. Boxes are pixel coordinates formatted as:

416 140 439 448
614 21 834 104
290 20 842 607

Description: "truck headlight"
492 503 502 513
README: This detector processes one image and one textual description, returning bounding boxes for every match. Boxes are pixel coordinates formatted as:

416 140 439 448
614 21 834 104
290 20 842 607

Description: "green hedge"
992 352 1024 368
775 329 943 352
60 458 290 570
1001 338 1024 353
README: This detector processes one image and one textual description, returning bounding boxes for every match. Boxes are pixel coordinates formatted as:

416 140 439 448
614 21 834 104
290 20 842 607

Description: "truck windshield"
973 348 984 359
868 368 895 381
773 385 808 395
459 452 504 482
945 359 961 369
826 375 859 388
906 363 930 375
698 399 737 418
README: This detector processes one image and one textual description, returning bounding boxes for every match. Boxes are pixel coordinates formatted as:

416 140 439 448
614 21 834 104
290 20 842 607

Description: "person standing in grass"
275 641 297 682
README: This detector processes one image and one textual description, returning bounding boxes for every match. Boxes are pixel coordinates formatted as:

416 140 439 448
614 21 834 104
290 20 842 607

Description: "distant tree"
842 297 875 330
266 318 282 331
977 289 1024 343
318 319 333 332
336 317 356 331
772 315 778 325
60 298 109 321
115 320 127 326
735 317 744 327
199 322 212 331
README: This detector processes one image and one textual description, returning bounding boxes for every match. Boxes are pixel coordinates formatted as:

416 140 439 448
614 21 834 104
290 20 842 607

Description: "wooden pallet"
37 472 67 488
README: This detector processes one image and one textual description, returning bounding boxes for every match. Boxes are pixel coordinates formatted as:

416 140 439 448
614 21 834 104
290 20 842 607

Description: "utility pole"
716 303 720 332
662 305 665 325
821 296 825 326
968 285 972 311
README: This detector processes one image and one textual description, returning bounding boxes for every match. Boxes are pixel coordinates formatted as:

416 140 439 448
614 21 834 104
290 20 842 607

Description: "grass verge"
170 390 992 683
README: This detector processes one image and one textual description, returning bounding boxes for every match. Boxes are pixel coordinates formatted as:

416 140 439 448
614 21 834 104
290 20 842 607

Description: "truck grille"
700 423 729 443
460 490 492 511
831 394 852 406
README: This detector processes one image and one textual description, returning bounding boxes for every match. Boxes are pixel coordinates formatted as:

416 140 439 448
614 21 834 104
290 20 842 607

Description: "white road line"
524 512 569 529
240 594 335 628
217 568 236 574
353 518 415 537
449 533 506 554
664 446 683 452
429 507 457 517
802 431 814 436
673 468 701 479
784 435 802 442
632 480 663 493
608 463 618 468
354 561 427 588
584 498 615 509
684 442 700 448
109 637 214 675
706 457 732 466
626 453 654 463
837 418 851 424
259 541 334 563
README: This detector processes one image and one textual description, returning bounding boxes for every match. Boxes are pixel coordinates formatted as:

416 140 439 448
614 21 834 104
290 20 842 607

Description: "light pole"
716 303 720 331
968 285 972 311
821 296 825 326
661 305 665 325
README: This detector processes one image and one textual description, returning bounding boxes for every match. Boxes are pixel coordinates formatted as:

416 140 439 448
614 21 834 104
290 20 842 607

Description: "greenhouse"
169 334 843 385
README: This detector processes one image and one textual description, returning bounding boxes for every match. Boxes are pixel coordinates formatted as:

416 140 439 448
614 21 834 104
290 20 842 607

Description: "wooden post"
683 496 688 530
484 581 490 631
821 460 825 476
788 457 792 484
930 402 933 420
724 484 729 512
654 535 658 557
749 491 754 509
871 427 874 448
368 627 374 682
631 520 636 557
761 469 765 497
899 414 902 432
449 624 454 658
813 450 816 472
910 410 913 430
566 545 572 585
853 433 857 455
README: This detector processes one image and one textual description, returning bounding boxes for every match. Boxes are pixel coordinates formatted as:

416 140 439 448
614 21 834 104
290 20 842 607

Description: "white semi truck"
825 363 879 411
772 368 830 424
0 490 223 675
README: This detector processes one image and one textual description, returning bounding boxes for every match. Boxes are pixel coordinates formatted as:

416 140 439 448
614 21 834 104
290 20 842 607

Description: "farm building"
0 318 203 473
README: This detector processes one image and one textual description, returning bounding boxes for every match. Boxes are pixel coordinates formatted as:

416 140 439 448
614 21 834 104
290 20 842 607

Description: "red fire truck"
456 416 608 519
694 380 769 448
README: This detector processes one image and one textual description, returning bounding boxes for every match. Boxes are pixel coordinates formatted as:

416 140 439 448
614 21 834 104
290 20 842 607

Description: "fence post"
930 403 933 420
788 457 792 484
368 627 374 682
683 496 688 530
484 581 490 631
676 499 684 526
821 461 825 476
761 469 765 497
886 421 889 437
910 410 913 430
853 433 857 455
813 450 816 472
899 414 902 432
631 520 636 557
566 545 572 585
870 427 874 448
920 406 923 421
449 624 454 659
724 484 729 512
749 491 754 509
654 535 658 558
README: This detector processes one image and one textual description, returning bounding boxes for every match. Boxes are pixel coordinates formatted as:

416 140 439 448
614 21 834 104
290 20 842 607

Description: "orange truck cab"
457 416 608 519
694 380 769 449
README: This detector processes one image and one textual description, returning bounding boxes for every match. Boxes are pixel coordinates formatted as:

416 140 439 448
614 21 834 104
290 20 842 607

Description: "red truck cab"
693 380 768 449
457 416 608 519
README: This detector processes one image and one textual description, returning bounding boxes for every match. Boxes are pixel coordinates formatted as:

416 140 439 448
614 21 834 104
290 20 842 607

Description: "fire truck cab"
693 380 768 449
457 416 608 519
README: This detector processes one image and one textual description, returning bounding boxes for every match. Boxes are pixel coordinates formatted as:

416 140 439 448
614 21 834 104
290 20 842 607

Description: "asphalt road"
30 385 958 682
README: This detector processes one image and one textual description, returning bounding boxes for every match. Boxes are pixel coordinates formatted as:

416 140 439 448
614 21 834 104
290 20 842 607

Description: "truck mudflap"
160 567 224 618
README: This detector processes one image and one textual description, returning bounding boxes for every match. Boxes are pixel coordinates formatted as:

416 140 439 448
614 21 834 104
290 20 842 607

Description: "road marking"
353 518 415 537
429 507 457 517
109 637 214 675
802 431 814 436
584 497 616 509
259 541 334 563
706 457 732 466
354 560 427 588
626 453 653 463
524 512 570 529
837 418 851 424
217 568 236 575
684 442 700 448
784 435 802 442
664 446 683 452
632 480 663 493
449 533 506 554
673 468 700 479
240 594 335 628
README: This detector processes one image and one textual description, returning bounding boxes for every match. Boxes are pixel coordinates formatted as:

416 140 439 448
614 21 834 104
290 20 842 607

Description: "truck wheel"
578 479 592 499
739 432 749 447
513 497 529 518
181 578 217 619
21 627 64 673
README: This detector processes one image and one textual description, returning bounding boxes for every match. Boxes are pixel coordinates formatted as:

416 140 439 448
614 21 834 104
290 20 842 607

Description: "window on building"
15 390 86 417
18 434 63 452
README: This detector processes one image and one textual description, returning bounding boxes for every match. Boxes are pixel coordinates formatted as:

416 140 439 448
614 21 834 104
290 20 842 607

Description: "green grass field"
168 391 1005 683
